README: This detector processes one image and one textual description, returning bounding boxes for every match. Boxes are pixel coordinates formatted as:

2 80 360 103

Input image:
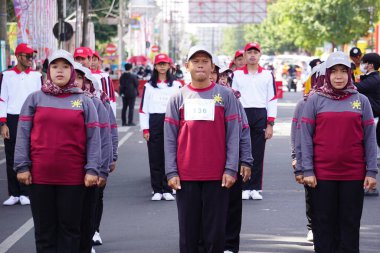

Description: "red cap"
85 47 93 57
15 43 37 55
154 53 171 64
74 47 90 58
244 42 261 52
234 50 244 59
92 50 101 60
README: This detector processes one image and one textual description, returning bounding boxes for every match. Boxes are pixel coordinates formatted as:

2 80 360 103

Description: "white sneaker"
251 190 263 200
92 231 102 245
224 251 234 253
151 193 163 201
242 190 251 200
3 196 19 206
306 230 313 242
19 195 30 205
91 247 96 253
162 193 175 201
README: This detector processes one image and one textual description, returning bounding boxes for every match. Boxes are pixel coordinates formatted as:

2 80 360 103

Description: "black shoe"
122 123 127 126
127 123 136 126
365 188 379 197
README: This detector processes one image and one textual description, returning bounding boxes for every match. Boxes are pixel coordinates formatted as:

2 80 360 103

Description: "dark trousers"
121 96 136 125
30 184 85 253
4 114 29 197
242 108 267 191
305 185 313 231
311 180 364 253
94 186 105 232
80 187 97 253
177 181 229 253
147 114 171 193
225 170 243 253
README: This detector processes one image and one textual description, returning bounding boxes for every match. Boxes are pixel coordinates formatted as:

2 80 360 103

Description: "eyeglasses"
19 54 36 60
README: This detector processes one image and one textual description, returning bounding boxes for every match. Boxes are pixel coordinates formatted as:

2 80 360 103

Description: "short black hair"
125 63 133 71
361 53 380 70
309 58 321 68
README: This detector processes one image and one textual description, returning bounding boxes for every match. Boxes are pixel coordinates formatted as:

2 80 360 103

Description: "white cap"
212 55 220 68
318 62 327 76
48 49 75 66
187 45 213 62
72 62 100 90
219 66 231 74
326 51 350 69
311 64 320 75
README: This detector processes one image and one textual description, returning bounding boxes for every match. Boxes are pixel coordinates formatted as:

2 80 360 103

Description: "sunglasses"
19 54 36 60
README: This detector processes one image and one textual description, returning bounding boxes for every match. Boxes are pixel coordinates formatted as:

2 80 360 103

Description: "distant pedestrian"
349 47 363 83
119 63 139 126
302 51 378 253
140 53 181 201
0 43 42 206
232 42 277 200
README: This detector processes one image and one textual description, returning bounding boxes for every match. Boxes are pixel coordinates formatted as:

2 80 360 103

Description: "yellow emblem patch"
213 94 223 104
71 99 82 108
351 100 361 110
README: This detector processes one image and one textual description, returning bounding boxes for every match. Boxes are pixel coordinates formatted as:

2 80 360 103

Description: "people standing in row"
232 42 277 200
119 63 139 126
302 52 377 253
355 52 380 197
1 43 42 206
140 53 181 201
14 50 101 253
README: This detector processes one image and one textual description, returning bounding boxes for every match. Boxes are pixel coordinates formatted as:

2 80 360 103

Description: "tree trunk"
81 0 89 47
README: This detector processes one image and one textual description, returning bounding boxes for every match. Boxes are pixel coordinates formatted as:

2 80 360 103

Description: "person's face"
75 56 90 68
210 67 218 82
244 49 261 65
17 53 35 68
329 64 349 90
75 70 84 89
155 62 170 75
234 56 245 68
91 56 99 70
49 59 72 87
351 55 362 66
219 74 228 86
186 52 214 83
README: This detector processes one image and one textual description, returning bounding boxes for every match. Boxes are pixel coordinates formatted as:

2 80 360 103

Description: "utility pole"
118 0 125 71
81 0 89 47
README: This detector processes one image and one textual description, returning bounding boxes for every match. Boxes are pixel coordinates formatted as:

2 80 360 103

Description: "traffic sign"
106 43 117 55
151 45 159 53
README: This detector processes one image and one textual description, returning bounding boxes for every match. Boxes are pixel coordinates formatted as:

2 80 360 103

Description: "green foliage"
239 0 380 54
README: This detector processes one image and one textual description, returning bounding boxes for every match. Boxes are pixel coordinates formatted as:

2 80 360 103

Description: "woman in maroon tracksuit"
301 52 377 253
14 50 101 253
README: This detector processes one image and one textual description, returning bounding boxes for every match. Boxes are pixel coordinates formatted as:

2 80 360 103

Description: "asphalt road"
0 91 379 253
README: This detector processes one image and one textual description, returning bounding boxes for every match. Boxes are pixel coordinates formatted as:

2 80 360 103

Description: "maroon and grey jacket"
290 99 306 176
301 93 378 180
104 101 118 163
92 97 111 178
14 91 101 185
164 82 240 181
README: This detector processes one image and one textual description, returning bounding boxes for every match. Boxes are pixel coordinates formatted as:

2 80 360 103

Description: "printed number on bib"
184 99 215 121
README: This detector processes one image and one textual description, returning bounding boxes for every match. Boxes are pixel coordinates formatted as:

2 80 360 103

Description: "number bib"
184 99 215 121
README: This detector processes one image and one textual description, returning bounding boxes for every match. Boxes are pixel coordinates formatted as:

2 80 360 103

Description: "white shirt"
139 80 182 130
0 68 42 121
232 65 277 120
